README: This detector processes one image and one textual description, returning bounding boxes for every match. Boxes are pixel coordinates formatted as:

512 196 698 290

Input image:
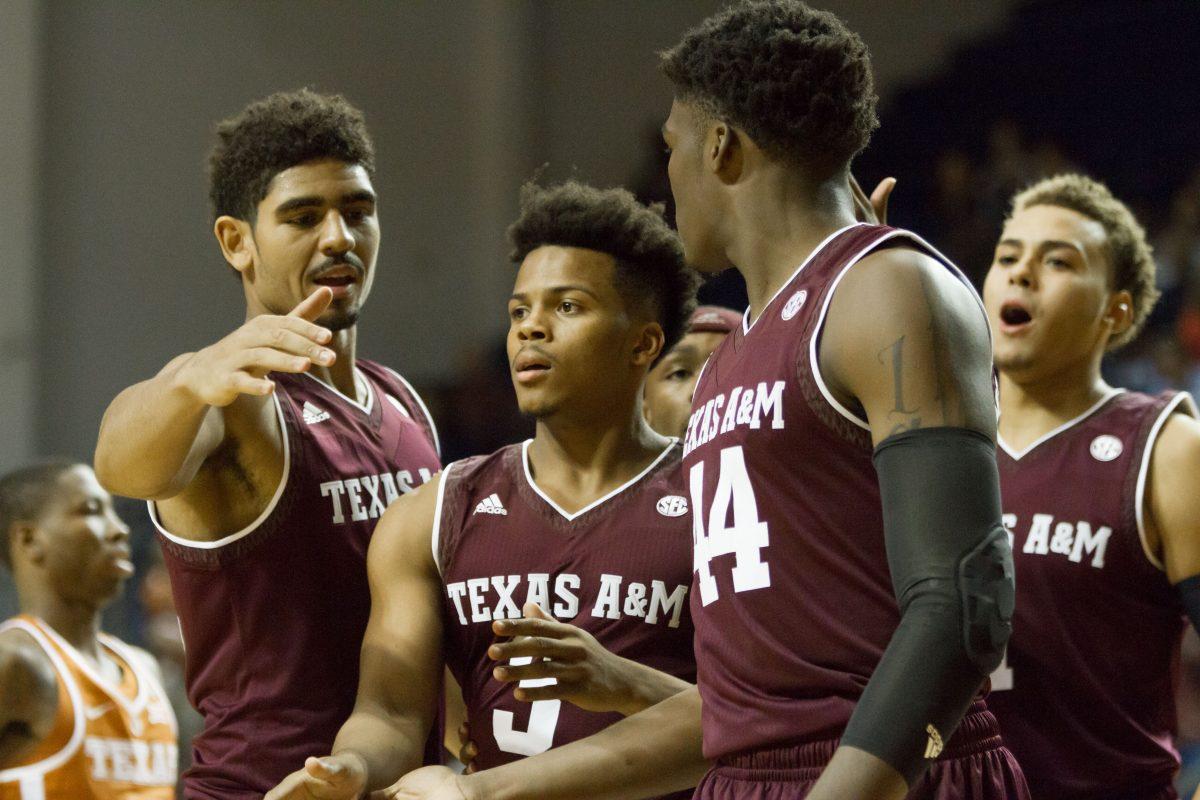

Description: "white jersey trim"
998 389 1126 460
383 366 442 458
743 222 864 334
36 622 149 722
148 392 291 550
0 619 86 785
1135 392 1199 572
302 368 375 416
431 463 455 577
809 228 990 432
100 634 178 736
521 438 677 522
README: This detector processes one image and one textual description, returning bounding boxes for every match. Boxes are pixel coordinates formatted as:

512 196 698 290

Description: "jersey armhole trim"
148 392 291 551
432 462 455 577
384 366 441 459
808 228 989 432
1134 391 1198 571
0 619 86 783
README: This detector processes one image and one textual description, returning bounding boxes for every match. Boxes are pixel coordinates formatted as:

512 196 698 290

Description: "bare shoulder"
1152 410 1200 472
369 471 444 572
0 628 57 714
822 246 994 442
1148 410 1200 582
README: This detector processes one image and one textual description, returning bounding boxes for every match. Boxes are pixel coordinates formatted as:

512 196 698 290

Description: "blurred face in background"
508 245 662 421
15 466 133 607
983 204 1129 384
222 158 380 331
644 330 728 438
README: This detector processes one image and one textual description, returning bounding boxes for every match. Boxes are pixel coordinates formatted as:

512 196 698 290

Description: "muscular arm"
0 632 59 769
94 290 333 503
1146 412 1200 609
94 353 228 500
391 686 708 800
267 475 446 799
809 248 1001 797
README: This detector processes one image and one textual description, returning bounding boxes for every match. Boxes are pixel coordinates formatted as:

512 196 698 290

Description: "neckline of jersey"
301 367 375 416
997 388 1126 461
741 222 866 335
520 438 678 522
31 616 148 717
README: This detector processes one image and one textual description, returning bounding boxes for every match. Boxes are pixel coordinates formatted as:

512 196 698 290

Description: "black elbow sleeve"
840 427 1014 784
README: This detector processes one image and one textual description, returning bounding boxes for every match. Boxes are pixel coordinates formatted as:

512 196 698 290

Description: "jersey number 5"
690 445 771 606
493 656 561 756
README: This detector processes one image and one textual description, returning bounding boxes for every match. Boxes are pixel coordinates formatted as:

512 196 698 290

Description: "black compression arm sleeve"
840 427 1015 785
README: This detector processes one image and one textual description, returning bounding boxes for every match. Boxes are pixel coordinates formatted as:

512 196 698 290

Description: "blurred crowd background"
1 0 1198 792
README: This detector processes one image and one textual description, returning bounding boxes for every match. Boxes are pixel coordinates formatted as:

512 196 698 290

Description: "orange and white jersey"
0 615 177 800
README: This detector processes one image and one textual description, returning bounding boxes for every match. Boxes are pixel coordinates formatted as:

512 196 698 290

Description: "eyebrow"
510 285 602 302
998 238 1084 254
665 344 699 360
274 191 377 216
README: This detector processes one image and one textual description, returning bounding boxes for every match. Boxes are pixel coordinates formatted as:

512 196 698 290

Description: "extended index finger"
289 287 334 322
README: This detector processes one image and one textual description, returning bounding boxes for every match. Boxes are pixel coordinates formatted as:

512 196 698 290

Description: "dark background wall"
5 0 1020 470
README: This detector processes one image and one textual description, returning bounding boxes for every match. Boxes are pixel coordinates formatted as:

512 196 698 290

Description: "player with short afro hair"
660 0 879 178
0 461 76 571
507 180 699 362
208 88 375 222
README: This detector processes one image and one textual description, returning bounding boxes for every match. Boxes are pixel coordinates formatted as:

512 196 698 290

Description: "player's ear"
12 521 46 566
705 121 744 185
632 322 666 368
1104 289 1133 338
214 216 255 277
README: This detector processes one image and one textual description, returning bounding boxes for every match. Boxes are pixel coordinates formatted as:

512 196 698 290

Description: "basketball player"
643 306 741 438
264 181 699 800
92 90 441 799
387 3 1024 799
0 462 177 798
980 174 1200 800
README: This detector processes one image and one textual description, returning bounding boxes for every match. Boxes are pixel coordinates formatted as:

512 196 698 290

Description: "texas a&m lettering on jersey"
684 223 999 763
320 467 435 524
987 390 1198 798
433 441 694 788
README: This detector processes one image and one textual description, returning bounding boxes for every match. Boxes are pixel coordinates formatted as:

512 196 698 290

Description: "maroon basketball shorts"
692 711 1029 800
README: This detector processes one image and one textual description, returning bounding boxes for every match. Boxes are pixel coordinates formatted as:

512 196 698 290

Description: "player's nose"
318 210 355 256
105 510 131 543
1007 256 1036 289
517 308 550 341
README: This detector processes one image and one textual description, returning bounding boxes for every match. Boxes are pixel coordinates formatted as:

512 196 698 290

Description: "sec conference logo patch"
1089 435 1123 462
781 290 808 321
657 495 688 517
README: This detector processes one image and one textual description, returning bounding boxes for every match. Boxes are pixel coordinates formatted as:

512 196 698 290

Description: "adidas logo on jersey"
474 493 507 515
303 401 331 425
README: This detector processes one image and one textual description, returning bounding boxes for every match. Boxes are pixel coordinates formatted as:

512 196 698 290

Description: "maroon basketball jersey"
986 390 1196 799
436 440 695 791
684 223 992 761
151 360 441 799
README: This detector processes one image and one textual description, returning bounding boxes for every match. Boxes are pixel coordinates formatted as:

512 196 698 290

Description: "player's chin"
320 305 361 333
514 389 560 419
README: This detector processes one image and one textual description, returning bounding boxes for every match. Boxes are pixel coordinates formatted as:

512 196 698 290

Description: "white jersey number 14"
690 445 772 606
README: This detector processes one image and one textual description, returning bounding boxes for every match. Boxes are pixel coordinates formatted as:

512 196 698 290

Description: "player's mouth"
513 350 553 384
310 265 361 298
106 547 135 577
997 300 1034 335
